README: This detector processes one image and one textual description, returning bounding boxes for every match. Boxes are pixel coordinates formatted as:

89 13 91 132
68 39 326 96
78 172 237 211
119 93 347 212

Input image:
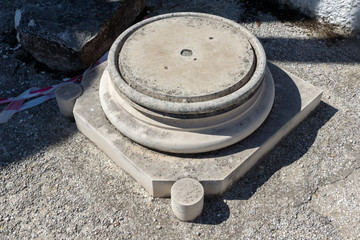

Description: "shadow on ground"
260 37 360 63
147 0 360 64
0 101 78 166
190 100 337 225
226 100 338 201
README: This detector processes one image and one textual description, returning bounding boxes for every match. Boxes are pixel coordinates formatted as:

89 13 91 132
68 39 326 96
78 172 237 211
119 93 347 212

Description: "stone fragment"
55 83 82 119
15 0 145 72
171 178 204 221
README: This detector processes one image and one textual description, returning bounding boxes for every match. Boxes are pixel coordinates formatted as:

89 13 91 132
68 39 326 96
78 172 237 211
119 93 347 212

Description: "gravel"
1 0 359 239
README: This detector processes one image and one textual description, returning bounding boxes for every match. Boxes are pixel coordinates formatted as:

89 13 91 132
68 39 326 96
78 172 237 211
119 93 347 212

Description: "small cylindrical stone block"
55 83 82 119
171 178 204 221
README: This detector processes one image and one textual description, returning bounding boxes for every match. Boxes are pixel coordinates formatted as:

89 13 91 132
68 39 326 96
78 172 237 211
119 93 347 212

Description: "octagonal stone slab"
74 61 322 197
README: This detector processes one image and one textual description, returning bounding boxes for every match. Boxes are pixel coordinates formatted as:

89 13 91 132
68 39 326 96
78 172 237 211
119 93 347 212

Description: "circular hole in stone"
180 49 193 56
209 37 214 40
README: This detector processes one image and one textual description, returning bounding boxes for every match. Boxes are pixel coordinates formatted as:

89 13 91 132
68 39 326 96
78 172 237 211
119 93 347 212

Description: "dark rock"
15 0 145 72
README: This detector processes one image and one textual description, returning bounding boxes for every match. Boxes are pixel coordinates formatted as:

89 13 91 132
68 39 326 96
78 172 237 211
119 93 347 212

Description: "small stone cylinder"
55 83 82 119
171 178 204 221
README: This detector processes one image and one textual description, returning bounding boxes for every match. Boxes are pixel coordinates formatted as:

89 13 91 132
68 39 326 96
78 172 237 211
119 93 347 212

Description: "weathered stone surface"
15 0 145 72
119 15 255 101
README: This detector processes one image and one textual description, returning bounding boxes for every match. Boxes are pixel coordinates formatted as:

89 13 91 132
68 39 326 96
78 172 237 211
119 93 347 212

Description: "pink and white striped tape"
0 51 108 123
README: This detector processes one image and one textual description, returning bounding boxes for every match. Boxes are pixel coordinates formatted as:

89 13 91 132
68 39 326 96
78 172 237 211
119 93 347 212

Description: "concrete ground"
1 0 359 239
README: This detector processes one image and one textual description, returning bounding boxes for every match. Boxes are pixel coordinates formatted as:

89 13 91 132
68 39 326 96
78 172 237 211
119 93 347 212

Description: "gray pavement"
1 0 359 239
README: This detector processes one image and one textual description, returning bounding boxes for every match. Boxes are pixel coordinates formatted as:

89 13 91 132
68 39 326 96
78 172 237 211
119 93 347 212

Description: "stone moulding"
101 13 276 153
108 13 268 115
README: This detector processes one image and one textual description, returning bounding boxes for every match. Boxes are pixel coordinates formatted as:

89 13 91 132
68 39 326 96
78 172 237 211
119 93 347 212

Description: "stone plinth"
73 60 322 197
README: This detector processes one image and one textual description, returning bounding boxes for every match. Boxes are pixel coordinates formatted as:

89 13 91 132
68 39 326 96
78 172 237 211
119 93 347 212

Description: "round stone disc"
118 16 255 103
